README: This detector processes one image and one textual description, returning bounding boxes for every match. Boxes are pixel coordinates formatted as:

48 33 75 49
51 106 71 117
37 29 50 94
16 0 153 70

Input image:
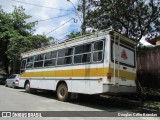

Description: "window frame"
43 51 57 67
92 40 104 63
74 43 92 55
34 54 44 62
44 58 57 67
58 48 73 57
24 39 105 69
26 56 34 69
74 53 92 64
33 54 44 68
57 47 73 66
73 43 92 65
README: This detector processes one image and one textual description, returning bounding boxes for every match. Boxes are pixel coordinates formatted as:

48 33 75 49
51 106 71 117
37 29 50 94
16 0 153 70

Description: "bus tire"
25 81 31 92
57 83 68 102
25 81 37 93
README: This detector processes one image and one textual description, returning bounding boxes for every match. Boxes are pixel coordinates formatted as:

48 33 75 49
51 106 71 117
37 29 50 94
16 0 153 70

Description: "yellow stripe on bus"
109 68 136 80
20 67 136 80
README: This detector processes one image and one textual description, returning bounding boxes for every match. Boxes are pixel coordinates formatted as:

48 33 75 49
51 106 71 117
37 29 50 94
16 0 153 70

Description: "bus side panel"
38 70 56 90
70 79 103 94
71 64 104 94
18 78 26 88
38 80 55 90
30 80 39 89
29 71 42 88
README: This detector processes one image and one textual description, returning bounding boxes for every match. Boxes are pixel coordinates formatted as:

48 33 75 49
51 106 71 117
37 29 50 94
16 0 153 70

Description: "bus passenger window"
93 52 102 61
51 51 57 58
74 55 82 63
35 54 44 61
34 61 43 67
44 59 56 67
74 53 91 63
94 41 103 50
93 41 103 62
21 59 26 69
26 62 33 68
57 57 72 65
74 44 91 64
57 48 73 66
58 48 73 57
82 53 91 63
27 56 34 62
45 52 51 59
75 44 91 54
26 56 34 68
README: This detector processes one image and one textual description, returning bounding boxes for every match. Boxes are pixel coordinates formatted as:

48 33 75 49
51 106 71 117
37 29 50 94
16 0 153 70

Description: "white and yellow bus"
19 29 137 101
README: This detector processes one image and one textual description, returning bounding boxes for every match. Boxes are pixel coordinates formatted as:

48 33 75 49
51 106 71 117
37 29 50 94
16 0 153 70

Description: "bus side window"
20 59 27 73
74 44 91 64
21 59 27 69
34 54 44 68
93 41 104 62
26 56 34 68
57 48 73 66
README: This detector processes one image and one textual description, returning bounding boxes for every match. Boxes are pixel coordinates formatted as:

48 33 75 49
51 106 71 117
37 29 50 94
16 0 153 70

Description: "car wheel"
12 83 16 89
57 83 69 102
5 81 8 87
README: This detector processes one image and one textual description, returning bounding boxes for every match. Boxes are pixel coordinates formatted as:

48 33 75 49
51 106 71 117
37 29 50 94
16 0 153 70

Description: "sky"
0 0 81 42
0 0 153 46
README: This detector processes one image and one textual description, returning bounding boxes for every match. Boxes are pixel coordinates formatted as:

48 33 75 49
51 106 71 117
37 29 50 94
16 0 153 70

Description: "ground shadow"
19 89 137 112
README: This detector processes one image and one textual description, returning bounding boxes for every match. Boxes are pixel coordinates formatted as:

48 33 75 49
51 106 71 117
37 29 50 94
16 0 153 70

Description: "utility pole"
82 0 86 35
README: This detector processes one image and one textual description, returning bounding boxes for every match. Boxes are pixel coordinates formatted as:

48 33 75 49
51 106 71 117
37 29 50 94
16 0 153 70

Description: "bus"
19 29 137 101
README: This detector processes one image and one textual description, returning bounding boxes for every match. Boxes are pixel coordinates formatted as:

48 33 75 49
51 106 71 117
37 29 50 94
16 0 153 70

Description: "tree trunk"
3 54 10 76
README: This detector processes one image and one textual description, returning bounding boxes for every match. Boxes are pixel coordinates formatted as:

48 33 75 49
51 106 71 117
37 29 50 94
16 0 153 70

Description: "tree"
67 31 81 39
0 8 13 75
83 0 160 43
0 6 49 75
66 30 95 39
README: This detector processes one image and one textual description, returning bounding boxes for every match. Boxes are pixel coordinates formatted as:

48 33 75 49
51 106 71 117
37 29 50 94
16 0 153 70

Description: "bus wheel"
25 82 31 92
57 83 68 102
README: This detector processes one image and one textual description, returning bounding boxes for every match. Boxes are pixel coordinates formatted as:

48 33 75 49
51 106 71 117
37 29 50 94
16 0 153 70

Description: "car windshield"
9 75 17 79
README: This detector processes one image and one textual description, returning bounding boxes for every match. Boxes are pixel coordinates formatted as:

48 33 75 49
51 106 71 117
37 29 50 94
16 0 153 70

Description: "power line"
45 18 74 35
12 0 73 11
37 14 70 22
54 29 77 37
67 0 83 24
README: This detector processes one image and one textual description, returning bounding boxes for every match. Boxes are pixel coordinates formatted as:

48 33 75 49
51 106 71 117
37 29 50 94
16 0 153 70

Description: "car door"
7 75 15 87
7 75 12 86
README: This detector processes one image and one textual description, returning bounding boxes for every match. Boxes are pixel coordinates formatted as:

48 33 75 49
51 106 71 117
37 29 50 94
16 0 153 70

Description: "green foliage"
67 31 81 39
83 0 160 42
0 6 49 75
66 30 94 39
10 6 37 35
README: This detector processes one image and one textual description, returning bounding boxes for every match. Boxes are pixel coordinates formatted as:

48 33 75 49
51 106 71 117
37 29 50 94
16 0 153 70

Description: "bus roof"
21 28 137 58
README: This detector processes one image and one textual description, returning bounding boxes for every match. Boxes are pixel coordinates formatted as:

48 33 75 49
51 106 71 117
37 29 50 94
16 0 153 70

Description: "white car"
5 74 19 89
